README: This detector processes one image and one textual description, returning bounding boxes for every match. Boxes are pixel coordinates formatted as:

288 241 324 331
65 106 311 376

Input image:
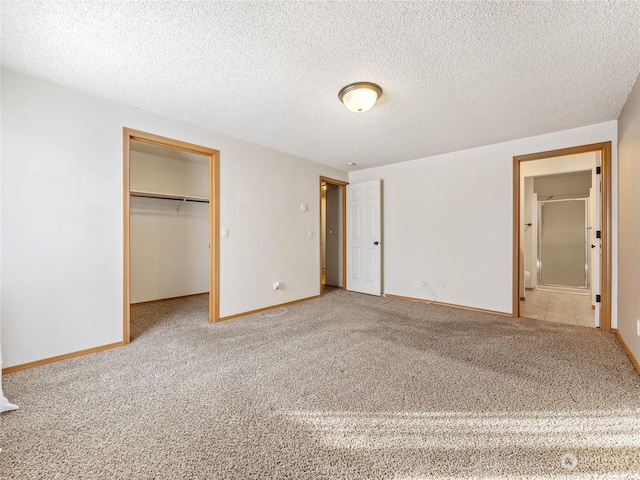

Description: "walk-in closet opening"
319 177 348 295
123 129 220 343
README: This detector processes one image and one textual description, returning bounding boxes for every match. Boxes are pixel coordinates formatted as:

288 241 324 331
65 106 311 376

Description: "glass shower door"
538 199 588 288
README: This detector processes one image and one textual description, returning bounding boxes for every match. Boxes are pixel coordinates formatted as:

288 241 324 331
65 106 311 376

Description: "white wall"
533 171 591 199
130 151 209 303
0 69 347 368
349 122 618 317
0 76 4 393
520 153 596 178
618 72 640 365
130 150 209 198
130 199 209 303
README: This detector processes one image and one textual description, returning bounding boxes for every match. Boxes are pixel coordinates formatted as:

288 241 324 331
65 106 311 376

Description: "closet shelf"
130 190 209 203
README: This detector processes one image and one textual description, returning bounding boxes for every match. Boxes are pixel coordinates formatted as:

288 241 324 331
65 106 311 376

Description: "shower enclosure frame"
536 197 590 290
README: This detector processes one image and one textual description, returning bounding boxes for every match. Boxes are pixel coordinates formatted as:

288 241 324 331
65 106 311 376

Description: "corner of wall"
616 70 640 370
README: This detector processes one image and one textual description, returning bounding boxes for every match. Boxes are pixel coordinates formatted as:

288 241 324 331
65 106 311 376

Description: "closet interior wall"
325 184 343 287
129 143 210 303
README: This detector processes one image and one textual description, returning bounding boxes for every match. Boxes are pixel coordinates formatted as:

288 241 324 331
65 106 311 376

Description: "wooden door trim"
123 128 220 344
319 176 348 294
512 142 612 331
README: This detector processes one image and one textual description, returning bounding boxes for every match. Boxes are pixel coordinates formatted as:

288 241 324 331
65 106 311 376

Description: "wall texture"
617 72 640 366
0 69 347 368
349 122 617 316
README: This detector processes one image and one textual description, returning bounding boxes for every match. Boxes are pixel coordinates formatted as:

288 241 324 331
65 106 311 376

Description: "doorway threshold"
536 285 590 295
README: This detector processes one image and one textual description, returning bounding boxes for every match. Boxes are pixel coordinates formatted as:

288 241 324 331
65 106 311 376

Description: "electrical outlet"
441 280 447 288
273 281 280 291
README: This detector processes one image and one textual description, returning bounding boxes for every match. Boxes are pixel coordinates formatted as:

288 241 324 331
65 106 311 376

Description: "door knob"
373 241 379 245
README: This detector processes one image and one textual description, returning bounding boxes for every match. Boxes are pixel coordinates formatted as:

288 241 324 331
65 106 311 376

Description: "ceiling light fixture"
338 82 382 113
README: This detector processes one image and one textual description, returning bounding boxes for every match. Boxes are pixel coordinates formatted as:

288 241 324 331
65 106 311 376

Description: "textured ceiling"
2 1 640 171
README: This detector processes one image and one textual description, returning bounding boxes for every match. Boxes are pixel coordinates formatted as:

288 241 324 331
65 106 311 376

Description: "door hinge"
596 166 601 174
596 230 601 239
596 295 601 303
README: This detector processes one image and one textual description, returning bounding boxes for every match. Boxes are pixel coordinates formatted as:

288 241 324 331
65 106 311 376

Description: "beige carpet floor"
2 289 640 479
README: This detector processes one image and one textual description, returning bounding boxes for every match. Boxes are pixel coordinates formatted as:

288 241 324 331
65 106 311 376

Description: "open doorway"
522 168 595 327
319 177 347 294
513 143 612 331
123 129 220 344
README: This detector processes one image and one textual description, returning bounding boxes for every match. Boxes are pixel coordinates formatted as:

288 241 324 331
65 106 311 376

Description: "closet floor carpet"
2 290 640 479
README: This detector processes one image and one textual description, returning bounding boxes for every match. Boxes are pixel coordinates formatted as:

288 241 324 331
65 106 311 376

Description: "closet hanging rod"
130 190 209 203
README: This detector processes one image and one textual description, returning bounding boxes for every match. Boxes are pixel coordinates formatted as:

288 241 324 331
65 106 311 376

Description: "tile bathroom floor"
520 288 595 327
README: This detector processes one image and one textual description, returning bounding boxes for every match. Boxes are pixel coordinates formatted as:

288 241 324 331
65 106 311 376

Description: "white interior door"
347 180 382 295
592 157 601 326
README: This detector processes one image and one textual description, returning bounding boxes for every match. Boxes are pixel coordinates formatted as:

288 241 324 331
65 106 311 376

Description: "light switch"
308 230 313 238
300 203 307 212
329 229 333 235
222 228 229 238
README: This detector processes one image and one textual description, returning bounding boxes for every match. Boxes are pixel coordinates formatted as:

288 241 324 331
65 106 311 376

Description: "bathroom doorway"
523 176 594 327
513 142 611 331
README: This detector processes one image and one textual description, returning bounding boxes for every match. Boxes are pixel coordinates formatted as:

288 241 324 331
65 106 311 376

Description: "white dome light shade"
338 82 382 113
